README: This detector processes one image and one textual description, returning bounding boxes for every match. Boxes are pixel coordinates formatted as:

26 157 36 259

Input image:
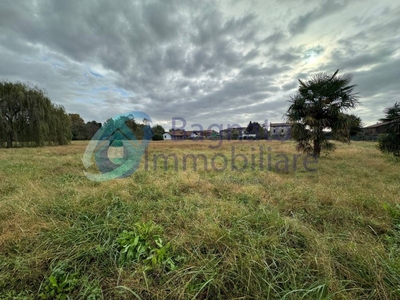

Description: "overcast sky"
1 0 399 130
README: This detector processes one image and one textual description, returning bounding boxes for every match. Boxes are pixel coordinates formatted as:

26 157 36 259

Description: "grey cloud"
243 48 259 61
240 64 291 77
261 31 286 45
329 47 395 71
288 0 348 35
251 92 272 101
142 1 182 41
281 82 297 91
273 50 302 64
0 0 399 128
163 46 187 71
1 0 276 125
354 58 400 99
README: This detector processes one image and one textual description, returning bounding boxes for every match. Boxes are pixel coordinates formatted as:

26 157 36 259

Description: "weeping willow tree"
0 81 71 148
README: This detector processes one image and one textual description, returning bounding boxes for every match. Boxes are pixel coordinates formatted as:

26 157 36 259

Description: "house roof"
169 130 192 137
169 130 216 136
219 127 247 132
199 130 216 134
270 122 292 127
363 122 389 129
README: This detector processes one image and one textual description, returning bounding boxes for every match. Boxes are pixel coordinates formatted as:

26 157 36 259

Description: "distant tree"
325 114 362 140
252 122 261 131
231 128 239 140
261 122 269 139
152 133 164 141
103 116 153 141
52 105 73 145
123 116 144 139
246 121 254 133
151 125 165 140
258 124 266 139
347 114 363 137
85 120 102 139
103 116 132 145
378 102 400 156
246 121 261 139
0 81 71 148
286 70 359 156
152 125 165 135
69 113 87 140
252 122 261 139
102 118 115 138
124 117 138 134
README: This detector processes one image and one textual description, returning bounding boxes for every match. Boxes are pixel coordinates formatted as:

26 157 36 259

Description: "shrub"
152 133 164 141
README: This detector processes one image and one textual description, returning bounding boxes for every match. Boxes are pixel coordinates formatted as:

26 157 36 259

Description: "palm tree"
286 70 359 157
378 102 400 156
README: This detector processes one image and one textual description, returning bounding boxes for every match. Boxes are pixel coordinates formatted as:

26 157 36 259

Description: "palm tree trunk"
313 139 321 157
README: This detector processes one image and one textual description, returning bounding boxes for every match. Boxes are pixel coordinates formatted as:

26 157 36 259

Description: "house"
218 122 292 140
169 129 187 140
219 124 264 140
242 132 257 139
169 129 218 140
270 122 292 139
163 132 172 140
362 122 390 135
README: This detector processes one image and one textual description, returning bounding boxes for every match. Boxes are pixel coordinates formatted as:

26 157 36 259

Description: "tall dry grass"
0 140 399 299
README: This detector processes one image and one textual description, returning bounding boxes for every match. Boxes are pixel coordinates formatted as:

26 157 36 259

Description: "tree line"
69 113 102 140
0 81 71 148
69 113 166 141
0 81 167 148
1 77 398 156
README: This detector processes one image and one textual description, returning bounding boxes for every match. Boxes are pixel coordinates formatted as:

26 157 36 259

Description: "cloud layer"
1 0 399 129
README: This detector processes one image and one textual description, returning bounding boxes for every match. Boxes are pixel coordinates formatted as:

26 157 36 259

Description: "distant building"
169 129 217 140
242 132 257 139
219 123 292 140
362 122 390 135
163 132 172 140
270 122 292 139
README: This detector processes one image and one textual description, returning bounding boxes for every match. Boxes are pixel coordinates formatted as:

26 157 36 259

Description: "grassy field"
0 140 399 299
